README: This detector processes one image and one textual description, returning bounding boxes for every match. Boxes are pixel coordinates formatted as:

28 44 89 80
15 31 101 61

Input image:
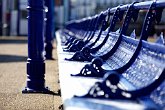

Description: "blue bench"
65 4 138 62
63 10 110 44
56 1 165 110
77 39 165 108
63 12 108 52
70 1 160 78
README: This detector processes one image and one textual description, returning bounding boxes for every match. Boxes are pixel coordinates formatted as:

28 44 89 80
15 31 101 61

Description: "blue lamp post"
45 0 55 59
22 0 49 93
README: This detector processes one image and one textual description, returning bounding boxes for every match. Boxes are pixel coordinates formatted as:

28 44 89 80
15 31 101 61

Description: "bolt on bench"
56 1 165 110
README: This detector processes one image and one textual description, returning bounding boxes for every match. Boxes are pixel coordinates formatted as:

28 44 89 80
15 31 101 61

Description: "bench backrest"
97 2 164 71
83 12 107 44
92 3 139 59
90 6 125 54
93 32 120 56
87 10 112 48
105 35 139 69
122 41 165 89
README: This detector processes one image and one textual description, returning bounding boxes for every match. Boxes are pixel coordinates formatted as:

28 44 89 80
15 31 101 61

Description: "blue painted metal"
109 0 165 13
113 1 164 73
84 12 107 44
99 2 139 60
71 1 164 77
66 6 125 62
87 14 111 48
63 14 106 52
90 6 124 53
76 1 165 100
139 1 161 41
63 18 95 48
22 0 51 93
45 0 55 60
64 18 92 43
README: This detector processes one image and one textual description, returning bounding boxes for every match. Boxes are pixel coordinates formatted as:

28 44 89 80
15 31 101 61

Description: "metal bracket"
140 1 163 41
71 57 106 77
65 46 94 61
65 51 88 61
91 6 125 53
120 2 139 35
64 13 106 52
100 2 140 60
108 6 124 32
64 37 75 46
67 6 125 61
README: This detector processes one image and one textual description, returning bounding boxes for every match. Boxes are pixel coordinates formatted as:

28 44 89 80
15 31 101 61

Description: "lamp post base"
45 42 54 60
22 87 55 95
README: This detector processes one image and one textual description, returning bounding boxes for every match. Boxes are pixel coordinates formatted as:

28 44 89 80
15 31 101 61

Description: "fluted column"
22 0 47 93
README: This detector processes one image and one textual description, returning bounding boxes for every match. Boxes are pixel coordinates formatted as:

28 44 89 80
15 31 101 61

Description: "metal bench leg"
71 57 106 77
65 46 94 61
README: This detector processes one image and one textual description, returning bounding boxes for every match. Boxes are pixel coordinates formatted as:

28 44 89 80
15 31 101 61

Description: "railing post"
22 0 48 93
45 0 54 59
0 1 2 36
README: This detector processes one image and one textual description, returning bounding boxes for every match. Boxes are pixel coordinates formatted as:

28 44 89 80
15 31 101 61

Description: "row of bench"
56 1 165 110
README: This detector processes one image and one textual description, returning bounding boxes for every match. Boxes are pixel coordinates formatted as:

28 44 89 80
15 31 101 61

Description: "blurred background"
0 0 165 36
